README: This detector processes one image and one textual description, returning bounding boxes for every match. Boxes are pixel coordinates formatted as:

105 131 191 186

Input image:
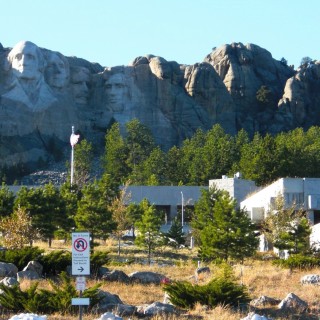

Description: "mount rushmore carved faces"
8 40 44 81
4 41 57 110
104 72 130 113
44 51 70 89
70 66 91 105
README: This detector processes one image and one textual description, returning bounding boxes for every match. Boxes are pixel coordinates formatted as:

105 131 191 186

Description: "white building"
240 178 320 225
239 178 320 250
209 173 259 207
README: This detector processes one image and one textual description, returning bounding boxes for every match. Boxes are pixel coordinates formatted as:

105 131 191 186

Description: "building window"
283 193 304 205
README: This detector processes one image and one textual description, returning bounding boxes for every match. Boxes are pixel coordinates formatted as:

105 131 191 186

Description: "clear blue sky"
1 0 319 69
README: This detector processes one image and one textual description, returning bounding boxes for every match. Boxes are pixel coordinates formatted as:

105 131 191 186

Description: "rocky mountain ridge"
0 40 319 175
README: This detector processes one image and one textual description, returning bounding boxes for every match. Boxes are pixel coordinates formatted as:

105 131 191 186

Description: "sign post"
72 232 90 320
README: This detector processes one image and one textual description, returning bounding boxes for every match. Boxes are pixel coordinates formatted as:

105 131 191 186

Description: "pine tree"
0 183 15 217
135 199 163 264
103 122 129 185
74 181 115 251
193 186 258 262
165 217 185 249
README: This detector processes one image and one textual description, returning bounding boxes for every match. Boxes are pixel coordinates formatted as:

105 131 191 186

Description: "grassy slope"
12 240 320 319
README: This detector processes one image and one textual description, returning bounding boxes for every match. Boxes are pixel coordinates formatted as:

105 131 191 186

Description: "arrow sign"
72 232 90 276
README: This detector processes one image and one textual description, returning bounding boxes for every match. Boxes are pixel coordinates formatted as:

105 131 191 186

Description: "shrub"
272 254 320 270
90 251 110 277
0 272 101 314
0 281 52 313
163 265 250 309
0 247 44 270
39 250 71 276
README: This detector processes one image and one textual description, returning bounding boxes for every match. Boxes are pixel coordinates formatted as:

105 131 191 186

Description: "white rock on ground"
9 314 47 320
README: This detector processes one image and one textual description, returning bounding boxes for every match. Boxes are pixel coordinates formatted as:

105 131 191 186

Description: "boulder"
91 290 124 314
241 313 271 320
95 312 122 320
9 314 47 320
98 266 110 277
0 262 18 277
0 276 19 287
300 274 320 285
143 301 177 316
23 261 43 277
278 292 308 312
102 270 130 283
250 295 281 306
128 271 167 284
17 270 41 281
112 304 137 317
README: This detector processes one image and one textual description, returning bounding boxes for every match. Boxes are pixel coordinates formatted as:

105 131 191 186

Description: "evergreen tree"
180 129 207 185
202 124 236 182
73 139 94 188
165 216 185 249
131 147 167 185
0 183 15 217
165 146 184 185
238 133 278 186
74 181 115 251
58 182 80 239
126 202 143 239
192 186 258 262
14 184 67 247
135 199 163 264
103 122 129 185
125 119 156 172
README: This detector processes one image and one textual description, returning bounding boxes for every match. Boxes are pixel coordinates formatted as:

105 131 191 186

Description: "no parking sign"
72 232 90 276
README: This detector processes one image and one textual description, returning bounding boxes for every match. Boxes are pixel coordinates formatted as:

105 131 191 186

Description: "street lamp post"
70 126 80 186
181 191 184 233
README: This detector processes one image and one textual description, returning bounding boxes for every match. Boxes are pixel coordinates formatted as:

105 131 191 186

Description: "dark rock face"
204 42 295 135
0 40 319 171
277 62 320 130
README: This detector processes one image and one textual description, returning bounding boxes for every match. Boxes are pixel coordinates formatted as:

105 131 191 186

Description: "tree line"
104 120 320 187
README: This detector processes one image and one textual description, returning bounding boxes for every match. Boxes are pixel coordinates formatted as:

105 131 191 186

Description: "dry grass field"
3 239 320 320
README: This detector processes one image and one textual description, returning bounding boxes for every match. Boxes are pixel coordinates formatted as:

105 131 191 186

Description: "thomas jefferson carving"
44 51 70 89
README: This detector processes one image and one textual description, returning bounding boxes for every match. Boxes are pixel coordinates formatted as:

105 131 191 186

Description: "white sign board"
72 298 90 306
76 276 86 291
72 232 90 276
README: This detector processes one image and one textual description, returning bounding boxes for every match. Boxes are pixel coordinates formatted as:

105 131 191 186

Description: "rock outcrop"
0 40 319 173
204 42 295 135
277 61 320 131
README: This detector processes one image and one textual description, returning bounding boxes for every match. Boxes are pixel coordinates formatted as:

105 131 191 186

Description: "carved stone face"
71 67 90 104
8 41 42 81
105 73 129 112
45 52 69 88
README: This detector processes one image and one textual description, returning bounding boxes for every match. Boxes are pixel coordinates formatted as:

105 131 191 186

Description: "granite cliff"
0 40 318 172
